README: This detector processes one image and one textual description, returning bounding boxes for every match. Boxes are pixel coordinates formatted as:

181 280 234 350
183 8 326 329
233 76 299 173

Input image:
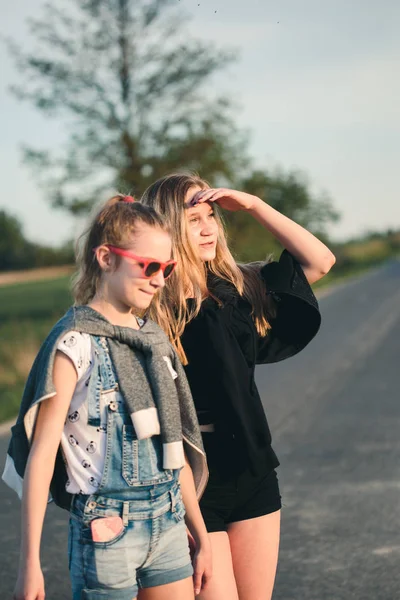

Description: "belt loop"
122 501 129 526
170 489 176 513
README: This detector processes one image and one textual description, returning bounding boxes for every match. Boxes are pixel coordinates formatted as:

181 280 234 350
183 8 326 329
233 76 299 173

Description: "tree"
225 169 340 262
8 0 248 214
0 211 29 271
0 210 74 271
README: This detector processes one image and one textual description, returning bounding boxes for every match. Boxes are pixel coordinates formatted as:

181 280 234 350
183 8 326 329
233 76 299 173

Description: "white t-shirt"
57 328 178 495
57 332 110 494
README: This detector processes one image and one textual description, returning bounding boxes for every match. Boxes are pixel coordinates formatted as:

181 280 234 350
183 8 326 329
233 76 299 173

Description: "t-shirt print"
57 331 110 494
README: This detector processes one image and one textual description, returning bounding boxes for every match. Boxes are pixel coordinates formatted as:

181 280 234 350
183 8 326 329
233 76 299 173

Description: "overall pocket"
80 506 128 549
122 425 174 486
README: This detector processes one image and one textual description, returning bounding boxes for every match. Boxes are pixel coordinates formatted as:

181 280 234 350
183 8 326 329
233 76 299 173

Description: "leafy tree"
0 210 74 271
8 0 247 214
0 211 30 270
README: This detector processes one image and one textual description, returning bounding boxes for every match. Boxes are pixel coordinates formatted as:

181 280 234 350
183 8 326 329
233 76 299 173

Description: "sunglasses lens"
163 264 175 279
144 262 161 277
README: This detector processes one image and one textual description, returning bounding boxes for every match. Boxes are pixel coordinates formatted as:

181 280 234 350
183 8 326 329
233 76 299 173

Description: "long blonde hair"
73 195 168 305
140 173 276 363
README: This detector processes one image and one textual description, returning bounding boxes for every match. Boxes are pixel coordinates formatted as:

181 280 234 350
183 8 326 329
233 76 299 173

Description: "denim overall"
68 336 192 600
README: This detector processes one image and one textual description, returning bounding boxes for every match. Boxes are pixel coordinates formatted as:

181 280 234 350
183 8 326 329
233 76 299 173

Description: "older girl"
141 174 335 600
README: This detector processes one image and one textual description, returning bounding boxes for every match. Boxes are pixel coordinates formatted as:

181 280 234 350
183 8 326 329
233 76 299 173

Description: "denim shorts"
68 482 193 599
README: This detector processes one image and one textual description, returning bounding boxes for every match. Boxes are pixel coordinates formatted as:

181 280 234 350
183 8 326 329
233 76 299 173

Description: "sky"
1 0 399 246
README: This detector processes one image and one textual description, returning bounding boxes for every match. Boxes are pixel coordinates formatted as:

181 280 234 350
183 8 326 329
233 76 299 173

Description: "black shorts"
200 433 282 533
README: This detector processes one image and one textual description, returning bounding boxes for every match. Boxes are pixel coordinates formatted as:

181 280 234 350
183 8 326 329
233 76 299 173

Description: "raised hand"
190 188 259 212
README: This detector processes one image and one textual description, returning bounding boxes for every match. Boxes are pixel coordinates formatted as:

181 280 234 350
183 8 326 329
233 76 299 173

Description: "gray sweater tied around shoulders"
2 306 208 509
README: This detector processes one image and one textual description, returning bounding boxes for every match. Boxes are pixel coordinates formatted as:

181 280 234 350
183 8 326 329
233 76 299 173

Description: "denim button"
88 501 96 510
109 401 117 411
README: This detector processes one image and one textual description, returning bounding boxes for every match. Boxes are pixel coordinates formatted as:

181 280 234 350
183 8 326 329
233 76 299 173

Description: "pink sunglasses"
103 245 177 279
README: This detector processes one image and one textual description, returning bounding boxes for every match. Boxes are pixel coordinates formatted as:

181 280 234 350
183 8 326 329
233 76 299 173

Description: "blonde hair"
140 173 276 363
73 194 168 305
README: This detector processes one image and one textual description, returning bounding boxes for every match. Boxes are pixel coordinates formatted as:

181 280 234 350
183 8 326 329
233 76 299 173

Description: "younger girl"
3 196 210 600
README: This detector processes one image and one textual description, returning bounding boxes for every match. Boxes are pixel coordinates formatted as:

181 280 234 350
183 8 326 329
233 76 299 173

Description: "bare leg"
138 576 194 600
228 510 281 600
196 532 239 600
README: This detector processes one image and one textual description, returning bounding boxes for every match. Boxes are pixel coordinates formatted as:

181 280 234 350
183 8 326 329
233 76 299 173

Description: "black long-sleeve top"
181 250 321 476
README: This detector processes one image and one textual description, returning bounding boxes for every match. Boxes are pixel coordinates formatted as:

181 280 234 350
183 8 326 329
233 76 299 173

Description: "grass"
0 276 72 323
0 276 73 423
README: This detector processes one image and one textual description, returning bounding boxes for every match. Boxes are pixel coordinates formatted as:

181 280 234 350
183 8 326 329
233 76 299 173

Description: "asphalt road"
1 260 399 599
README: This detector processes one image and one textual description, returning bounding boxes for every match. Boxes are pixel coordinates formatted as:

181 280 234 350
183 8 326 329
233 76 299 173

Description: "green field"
0 276 73 422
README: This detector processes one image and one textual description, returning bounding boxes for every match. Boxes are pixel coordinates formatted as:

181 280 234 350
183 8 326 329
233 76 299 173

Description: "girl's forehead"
124 225 171 251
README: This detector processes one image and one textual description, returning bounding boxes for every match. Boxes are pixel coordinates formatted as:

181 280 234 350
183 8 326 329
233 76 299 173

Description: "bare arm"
192 188 336 284
246 197 336 283
179 458 212 596
14 352 77 600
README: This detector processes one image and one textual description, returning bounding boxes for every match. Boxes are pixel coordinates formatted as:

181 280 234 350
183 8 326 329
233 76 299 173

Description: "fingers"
189 190 208 206
193 555 213 596
190 188 226 206
201 567 212 592
193 566 203 596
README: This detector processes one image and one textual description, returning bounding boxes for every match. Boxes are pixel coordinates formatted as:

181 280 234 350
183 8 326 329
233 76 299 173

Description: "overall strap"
87 336 118 427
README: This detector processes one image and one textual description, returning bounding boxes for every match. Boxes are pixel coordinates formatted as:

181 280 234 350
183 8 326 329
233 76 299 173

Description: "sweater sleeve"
256 250 321 364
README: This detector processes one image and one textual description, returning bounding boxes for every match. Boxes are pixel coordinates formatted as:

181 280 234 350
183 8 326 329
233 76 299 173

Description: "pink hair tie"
124 195 135 203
